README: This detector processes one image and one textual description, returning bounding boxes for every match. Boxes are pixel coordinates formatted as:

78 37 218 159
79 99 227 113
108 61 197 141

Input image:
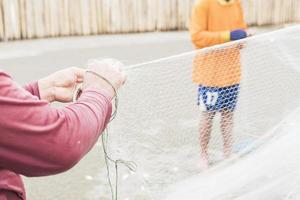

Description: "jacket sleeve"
189 0 228 49
0 72 112 177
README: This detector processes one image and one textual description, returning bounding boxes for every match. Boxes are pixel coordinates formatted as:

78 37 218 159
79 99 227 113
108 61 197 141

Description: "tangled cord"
73 70 137 200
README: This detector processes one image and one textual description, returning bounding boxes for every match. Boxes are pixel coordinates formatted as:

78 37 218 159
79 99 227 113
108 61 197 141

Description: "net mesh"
96 25 300 200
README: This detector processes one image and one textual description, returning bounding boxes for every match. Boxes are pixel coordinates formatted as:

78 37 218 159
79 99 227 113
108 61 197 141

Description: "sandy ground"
0 25 295 200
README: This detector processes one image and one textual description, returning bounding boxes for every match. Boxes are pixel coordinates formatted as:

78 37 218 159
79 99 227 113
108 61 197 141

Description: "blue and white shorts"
197 84 240 112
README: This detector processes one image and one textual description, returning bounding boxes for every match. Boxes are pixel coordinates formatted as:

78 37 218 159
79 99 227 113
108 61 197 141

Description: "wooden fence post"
0 0 4 41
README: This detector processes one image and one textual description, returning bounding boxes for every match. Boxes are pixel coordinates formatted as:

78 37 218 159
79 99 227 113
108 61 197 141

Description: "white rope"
72 71 137 200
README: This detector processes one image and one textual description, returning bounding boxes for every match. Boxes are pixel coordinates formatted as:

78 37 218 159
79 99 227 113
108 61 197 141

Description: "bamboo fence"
0 0 299 41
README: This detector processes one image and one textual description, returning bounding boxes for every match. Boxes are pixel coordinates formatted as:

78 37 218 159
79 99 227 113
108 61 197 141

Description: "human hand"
230 29 247 41
82 59 126 99
38 67 85 103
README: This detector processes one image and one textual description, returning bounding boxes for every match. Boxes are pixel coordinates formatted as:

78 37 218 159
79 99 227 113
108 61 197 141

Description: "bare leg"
220 110 234 159
199 111 215 166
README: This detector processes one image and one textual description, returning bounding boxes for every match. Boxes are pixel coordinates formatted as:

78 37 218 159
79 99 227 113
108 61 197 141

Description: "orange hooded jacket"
190 0 247 87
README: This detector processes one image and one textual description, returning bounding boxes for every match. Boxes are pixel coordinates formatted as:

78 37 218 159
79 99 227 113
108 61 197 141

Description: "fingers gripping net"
98 25 300 200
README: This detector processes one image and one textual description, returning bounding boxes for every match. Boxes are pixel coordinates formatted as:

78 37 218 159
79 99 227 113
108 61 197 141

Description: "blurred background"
0 0 300 200
0 0 300 40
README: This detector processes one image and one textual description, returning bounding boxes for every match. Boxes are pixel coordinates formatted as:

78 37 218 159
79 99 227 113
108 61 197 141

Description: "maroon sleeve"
0 72 112 177
23 82 40 98
0 169 25 200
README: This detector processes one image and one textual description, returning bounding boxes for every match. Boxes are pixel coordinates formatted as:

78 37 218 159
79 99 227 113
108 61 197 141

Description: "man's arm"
0 72 112 177
190 0 229 49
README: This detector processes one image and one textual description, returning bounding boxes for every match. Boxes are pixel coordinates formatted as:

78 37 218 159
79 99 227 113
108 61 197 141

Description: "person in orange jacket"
190 0 248 167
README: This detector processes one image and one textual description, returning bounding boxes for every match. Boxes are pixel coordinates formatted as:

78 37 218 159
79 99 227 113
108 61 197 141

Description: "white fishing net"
163 108 300 200
98 25 300 200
